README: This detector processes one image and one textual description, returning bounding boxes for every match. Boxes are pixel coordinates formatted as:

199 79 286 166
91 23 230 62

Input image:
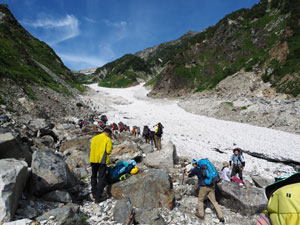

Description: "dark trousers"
231 165 243 181
91 163 107 200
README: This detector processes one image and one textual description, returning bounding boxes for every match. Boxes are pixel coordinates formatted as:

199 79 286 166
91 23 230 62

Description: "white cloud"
21 14 80 45
103 19 127 29
83 16 95 23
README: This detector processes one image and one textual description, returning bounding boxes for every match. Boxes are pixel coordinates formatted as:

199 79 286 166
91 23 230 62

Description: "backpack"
143 126 150 138
156 123 163 137
99 121 106 129
112 123 118 131
101 115 108 122
264 173 300 225
118 122 124 132
197 159 220 185
124 125 128 131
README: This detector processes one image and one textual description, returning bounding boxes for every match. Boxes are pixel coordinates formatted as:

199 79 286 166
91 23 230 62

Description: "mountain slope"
90 0 299 97
0 4 86 119
0 4 83 96
150 0 300 97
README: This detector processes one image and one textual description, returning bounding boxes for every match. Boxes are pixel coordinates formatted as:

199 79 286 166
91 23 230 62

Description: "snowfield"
83 83 300 179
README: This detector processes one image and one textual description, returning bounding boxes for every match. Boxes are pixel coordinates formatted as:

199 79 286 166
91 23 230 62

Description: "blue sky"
3 0 259 71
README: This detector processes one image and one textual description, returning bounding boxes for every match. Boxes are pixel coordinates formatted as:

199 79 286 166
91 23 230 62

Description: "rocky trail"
0 82 299 225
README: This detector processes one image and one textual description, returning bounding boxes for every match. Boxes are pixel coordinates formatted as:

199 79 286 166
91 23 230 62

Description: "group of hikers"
88 116 299 224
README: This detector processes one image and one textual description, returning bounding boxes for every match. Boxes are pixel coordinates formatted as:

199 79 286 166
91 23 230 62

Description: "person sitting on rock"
185 158 225 222
89 128 112 203
229 148 245 181
221 161 231 182
106 159 138 184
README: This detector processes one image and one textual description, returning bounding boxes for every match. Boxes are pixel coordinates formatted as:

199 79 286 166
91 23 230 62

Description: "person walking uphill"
89 128 112 203
186 158 225 222
229 148 245 181
154 122 164 150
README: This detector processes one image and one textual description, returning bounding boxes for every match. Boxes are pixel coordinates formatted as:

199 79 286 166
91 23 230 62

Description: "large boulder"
251 175 274 188
42 190 72 203
110 141 142 162
36 206 85 225
0 132 32 166
3 219 33 225
0 159 28 222
113 198 133 224
135 209 166 225
30 150 77 196
216 181 267 216
143 141 178 171
61 136 92 152
110 169 175 210
65 150 89 177
139 143 154 154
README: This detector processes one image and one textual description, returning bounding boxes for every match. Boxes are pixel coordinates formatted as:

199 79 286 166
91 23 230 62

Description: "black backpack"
143 126 150 137
101 115 108 122
118 122 124 131
156 123 163 136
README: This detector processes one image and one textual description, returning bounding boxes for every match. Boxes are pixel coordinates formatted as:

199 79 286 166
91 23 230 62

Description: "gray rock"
30 150 77 195
139 143 154 154
143 141 178 171
110 142 142 162
251 175 274 188
135 208 166 225
0 159 28 222
113 198 133 224
110 169 175 210
39 135 55 147
65 150 89 175
28 118 47 131
216 181 267 216
3 219 33 225
36 206 85 225
42 190 73 203
0 132 32 166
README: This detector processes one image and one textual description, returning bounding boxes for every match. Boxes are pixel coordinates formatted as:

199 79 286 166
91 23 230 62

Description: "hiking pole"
126 208 135 225
181 168 186 185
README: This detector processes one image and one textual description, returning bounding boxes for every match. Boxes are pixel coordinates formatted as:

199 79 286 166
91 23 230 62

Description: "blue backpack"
197 159 220 185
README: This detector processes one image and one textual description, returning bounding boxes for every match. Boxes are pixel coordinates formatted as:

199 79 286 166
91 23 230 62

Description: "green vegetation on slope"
0 4 85 96
97 54 152 88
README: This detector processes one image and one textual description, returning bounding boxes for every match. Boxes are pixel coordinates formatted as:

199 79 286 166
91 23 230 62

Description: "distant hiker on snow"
149 130 155 147
229 148 245 181
185 158 224 222
89 128 112 203
154 122 164 150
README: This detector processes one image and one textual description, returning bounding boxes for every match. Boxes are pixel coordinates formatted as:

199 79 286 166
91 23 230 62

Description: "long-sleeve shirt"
221 166 231 182
229 154 245 167
188 167 206 187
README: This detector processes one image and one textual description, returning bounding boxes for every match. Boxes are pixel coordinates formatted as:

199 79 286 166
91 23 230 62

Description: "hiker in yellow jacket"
89 128 112 203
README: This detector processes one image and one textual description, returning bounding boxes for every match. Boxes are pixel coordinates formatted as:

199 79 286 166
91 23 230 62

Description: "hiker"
221 161 231 182
256 172 300 225
149 130 156 147
131 126 137 136
106 159 138 184
185 158 224 222
89 128 112 203
154 122 163 150
100 114 108 123
112 123 118 133
142 125 150 143
229 148 245 181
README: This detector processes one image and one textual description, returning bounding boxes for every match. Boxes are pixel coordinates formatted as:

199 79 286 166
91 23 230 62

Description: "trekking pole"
125 208 135 225
181 168 186 185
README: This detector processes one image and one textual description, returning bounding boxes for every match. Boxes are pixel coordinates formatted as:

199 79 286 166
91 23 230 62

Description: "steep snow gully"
84 83 300 179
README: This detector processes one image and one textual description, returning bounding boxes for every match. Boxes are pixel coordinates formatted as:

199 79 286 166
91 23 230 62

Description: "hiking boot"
219 218 225 223
194 212 204 220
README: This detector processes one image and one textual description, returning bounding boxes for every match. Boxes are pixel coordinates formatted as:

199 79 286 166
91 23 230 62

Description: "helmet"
129 159 136 166
192 158 199 165
130 166 138 174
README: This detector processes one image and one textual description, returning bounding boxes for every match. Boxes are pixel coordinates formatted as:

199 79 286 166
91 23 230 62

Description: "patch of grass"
224 102 234 107
241 106 248 110
145 74 161 86
23 86 36 100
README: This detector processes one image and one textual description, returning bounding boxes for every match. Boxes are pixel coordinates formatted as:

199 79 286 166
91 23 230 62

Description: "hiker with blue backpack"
229 148 245 181
185 158 225 222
